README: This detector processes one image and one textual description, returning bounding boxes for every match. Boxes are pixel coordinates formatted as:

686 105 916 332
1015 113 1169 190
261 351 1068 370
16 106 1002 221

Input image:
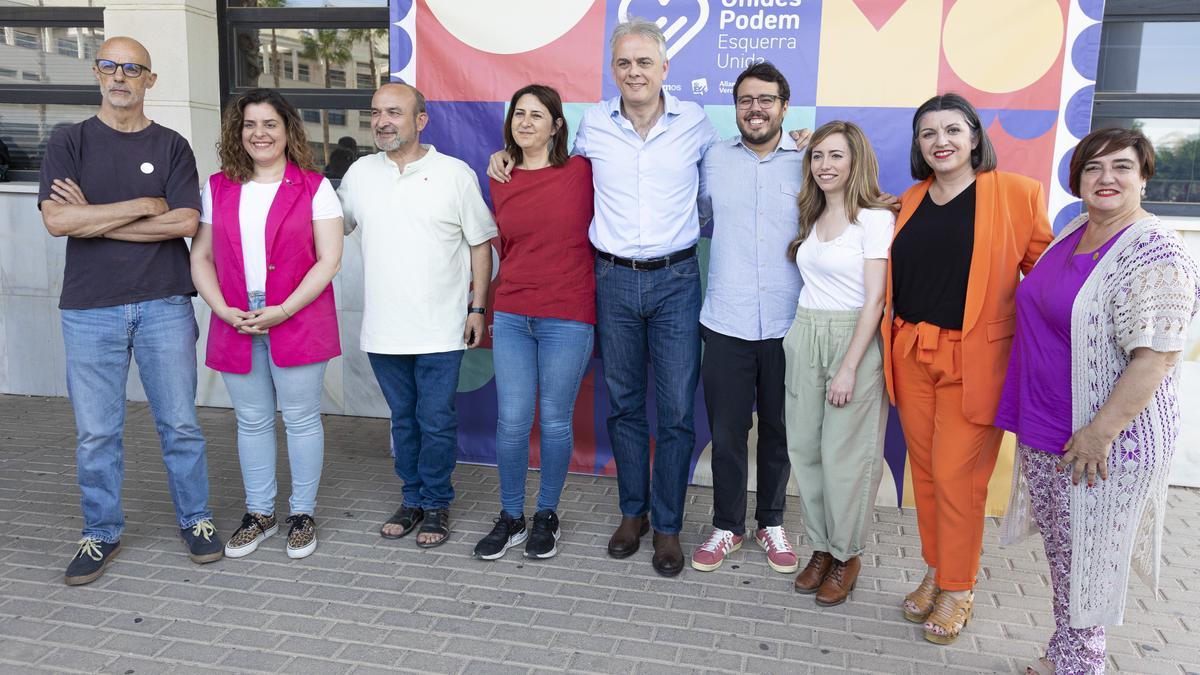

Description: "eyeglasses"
735 94 783 109
94 59 151 78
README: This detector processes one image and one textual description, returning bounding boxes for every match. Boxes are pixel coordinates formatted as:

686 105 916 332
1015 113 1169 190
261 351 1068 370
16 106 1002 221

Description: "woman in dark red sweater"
472 84 595 561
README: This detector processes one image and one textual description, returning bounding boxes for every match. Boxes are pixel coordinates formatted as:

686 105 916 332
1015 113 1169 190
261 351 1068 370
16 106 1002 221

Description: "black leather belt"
597 245 697 271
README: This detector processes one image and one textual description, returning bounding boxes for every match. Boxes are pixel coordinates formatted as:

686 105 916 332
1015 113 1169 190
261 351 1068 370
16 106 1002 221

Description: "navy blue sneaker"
181 519 224 564
65 538 121 586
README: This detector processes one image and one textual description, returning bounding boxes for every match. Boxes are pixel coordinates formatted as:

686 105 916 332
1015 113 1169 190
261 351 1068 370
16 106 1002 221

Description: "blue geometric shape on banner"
393 0 412 18
1065 85 1095 139
390 24 413 75
1072 23 1102 81
1054 201 1084 235
996 109 1058 140
1058 149 1075 194
1079 0 1104 21
421 101 507 206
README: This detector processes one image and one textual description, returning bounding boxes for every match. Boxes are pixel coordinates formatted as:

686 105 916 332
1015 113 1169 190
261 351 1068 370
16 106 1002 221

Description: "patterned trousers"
1020 444 1107 674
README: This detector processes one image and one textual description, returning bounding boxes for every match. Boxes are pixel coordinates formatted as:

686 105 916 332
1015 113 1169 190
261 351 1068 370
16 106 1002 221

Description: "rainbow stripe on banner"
389 0 1106 515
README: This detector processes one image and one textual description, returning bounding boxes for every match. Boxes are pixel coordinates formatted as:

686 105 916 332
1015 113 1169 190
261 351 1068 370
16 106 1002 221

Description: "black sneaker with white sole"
473 511 526 560
524 509 560 559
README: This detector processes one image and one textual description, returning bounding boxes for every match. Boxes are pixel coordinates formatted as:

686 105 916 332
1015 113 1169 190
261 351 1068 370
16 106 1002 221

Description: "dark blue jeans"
595 252 701 535
368 350 464 510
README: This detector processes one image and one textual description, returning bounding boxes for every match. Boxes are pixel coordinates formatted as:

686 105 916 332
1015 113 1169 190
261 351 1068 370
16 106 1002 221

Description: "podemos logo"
617 0 710 60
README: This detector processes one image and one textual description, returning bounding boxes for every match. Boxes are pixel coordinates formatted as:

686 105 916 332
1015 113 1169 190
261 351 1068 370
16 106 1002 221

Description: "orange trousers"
892 318 1003 592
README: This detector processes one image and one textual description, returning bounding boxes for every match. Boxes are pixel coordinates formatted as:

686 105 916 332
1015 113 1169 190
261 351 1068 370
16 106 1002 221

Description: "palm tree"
259 0 286 88
300 29 353 164
347 28 388 88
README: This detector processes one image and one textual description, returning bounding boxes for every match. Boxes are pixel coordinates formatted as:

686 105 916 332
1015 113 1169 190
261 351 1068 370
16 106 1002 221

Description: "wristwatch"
468 307 486 315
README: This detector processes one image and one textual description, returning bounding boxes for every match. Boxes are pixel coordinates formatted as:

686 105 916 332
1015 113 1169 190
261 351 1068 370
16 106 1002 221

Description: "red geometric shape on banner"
416 0 606 103
851 0 908 31
989 117 1056 198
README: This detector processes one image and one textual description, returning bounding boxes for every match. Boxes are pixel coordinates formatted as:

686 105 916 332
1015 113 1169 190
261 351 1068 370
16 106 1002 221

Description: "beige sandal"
902 576 939 623
923 590 973 645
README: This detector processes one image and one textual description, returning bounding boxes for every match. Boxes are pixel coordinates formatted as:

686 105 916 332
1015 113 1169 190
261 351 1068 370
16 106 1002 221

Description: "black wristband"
468 307 486 315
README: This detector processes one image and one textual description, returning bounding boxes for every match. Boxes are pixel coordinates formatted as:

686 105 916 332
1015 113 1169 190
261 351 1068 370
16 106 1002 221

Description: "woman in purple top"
996 128 1200 675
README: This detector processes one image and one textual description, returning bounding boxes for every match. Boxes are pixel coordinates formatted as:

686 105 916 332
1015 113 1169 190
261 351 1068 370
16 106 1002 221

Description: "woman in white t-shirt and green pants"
784 121 895 606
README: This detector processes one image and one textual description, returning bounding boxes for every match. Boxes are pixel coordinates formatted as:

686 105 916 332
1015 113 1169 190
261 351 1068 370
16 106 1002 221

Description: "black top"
891 181 976 330
38 116 200 310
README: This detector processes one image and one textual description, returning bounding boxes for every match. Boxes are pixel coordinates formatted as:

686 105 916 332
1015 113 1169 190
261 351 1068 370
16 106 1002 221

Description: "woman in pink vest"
191 88 343 560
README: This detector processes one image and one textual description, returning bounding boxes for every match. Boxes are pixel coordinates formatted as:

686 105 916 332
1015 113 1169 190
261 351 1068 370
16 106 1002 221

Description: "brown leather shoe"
793 551 833 594
651 531 684 577
815 555 861 607
607 515 649 558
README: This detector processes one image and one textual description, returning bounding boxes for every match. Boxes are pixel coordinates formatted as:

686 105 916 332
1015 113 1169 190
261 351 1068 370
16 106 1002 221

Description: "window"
0 9 105 179
13 30 38 49
219 2 388 170
1094 2 1200 215
56 36 77 58
359 110 371 129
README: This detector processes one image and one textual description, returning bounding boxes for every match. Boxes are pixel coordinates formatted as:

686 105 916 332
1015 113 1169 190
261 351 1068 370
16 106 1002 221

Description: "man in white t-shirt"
337 83 497 548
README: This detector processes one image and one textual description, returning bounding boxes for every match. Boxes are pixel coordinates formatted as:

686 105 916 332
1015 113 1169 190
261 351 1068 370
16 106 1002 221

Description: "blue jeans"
368 350 464 510
221 292 328 516
594 253 701 534
492 311 594 515
61 295 212 543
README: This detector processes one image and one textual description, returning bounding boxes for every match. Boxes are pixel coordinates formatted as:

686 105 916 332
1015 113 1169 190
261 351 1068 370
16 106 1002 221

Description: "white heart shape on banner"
427 0 592 55
618 0 709 60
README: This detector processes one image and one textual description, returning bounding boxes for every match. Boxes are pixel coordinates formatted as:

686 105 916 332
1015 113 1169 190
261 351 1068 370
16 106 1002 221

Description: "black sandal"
416 509 450 548
380 505 424 539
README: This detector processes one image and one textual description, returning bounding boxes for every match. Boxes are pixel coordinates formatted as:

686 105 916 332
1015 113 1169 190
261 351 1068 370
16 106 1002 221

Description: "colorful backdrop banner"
389 0 1106 513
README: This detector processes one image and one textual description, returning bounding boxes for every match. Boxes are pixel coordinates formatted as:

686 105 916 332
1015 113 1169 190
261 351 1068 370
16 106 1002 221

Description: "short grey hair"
610 16 667 62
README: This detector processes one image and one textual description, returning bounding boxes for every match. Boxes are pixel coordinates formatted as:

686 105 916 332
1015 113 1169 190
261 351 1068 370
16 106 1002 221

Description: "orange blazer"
882 170 1053 425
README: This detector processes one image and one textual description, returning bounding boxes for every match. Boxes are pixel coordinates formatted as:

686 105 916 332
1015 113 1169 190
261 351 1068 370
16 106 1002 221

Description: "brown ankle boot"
815 556 860 607
607 515 649 558
793 551 833 594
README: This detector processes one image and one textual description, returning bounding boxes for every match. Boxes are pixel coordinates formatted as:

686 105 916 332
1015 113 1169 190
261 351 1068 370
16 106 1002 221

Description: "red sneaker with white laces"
690 528 743 572
755 526 799 573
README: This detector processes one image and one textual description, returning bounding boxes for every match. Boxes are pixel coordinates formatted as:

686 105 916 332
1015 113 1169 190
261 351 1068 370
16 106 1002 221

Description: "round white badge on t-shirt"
140 162 154 174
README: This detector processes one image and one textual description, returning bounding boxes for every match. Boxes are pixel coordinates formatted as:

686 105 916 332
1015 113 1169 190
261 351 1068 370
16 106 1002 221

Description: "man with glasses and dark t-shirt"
39 36 222 586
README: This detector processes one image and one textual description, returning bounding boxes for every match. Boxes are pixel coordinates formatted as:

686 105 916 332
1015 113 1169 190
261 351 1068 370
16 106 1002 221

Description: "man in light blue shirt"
583 18 719 577
691 62 804 576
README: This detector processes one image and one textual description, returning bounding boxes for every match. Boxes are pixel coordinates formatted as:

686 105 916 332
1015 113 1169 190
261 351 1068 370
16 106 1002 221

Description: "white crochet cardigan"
1001 212 1200 628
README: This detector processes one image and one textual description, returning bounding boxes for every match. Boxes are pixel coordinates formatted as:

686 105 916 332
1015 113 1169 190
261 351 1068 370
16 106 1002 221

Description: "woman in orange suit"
884 93 1052 645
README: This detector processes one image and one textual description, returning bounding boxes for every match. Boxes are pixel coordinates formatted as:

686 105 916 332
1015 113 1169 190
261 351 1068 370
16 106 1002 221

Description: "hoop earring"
1141 185 1147 198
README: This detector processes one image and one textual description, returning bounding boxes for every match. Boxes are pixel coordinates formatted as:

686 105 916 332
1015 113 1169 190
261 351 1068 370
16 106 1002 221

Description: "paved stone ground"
1 394 1198 674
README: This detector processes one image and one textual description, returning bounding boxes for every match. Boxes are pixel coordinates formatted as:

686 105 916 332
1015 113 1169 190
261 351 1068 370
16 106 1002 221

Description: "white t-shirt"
200 176 342 293
795 207 895 311
337 146 498 354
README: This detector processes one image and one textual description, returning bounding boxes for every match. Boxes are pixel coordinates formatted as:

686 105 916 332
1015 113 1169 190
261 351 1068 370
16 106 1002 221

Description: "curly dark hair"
218 88 316 183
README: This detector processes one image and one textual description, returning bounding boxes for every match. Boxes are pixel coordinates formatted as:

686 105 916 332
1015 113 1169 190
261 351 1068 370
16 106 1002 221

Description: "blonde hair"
787 121 888 259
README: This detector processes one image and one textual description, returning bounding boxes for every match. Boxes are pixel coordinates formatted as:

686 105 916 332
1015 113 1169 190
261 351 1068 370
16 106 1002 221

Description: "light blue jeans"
220 292 328 516
492 311 594 515
61 294 212 543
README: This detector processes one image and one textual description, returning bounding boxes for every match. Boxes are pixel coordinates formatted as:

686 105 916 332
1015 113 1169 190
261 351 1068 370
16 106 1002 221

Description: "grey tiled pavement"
1 394 1198 674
